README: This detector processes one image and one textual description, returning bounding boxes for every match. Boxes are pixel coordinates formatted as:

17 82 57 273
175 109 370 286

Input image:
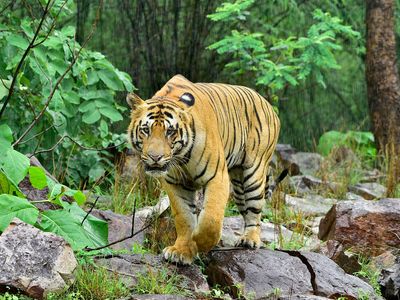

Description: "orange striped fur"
127 75 280 264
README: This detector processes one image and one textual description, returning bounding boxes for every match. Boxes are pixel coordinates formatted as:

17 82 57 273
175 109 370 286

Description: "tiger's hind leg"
235 161 269 248
228 167 246 219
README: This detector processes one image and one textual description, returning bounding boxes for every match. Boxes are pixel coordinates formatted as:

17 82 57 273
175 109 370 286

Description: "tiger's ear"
126 93 145 110
179 92 195 107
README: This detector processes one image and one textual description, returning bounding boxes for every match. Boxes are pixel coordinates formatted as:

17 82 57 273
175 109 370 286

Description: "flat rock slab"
319 198 400 255
0 219 77 299
220 216 293 247
348 182 387 200
284 194 337 217
206 249 377 299
95 253 209 295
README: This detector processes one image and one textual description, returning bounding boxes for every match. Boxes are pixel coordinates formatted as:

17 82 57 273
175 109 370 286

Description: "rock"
220 216 293 247
124 295 193 300
284 194 337 217
95 253 208 295
348 182 387 200
206 249 377 299
0 219 77 299
345 192 366 201
360 169 386 183
320 240 361 274
276 145 323 176
319 198 400 255
90 209 146 251
135 196 170 219
373 251 400 300
290 175 340 196
18 156 64 211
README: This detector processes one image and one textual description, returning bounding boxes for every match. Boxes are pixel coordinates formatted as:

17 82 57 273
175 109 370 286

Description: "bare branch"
0 0 52 120
31 134 124 156
33 0 68 47
13 0 104 146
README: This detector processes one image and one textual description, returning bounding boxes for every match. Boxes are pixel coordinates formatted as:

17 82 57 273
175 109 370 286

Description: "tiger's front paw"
162 241 198 265
235 227 262 248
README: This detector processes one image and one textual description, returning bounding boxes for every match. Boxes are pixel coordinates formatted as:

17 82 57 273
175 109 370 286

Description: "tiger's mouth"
143 162 169 175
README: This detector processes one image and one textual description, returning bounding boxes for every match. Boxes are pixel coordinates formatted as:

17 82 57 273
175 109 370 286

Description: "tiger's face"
127 93 195 177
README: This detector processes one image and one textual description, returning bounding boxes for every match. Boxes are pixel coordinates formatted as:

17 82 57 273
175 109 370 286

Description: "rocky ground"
0 145 399 300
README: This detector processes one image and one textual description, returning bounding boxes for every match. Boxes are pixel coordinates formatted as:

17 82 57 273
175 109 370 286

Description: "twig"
83 187 145 252
33 0 68 47
17 124 55 145
13 0 104 146
81 196 99 226
0 0 52 120
30 134 125 156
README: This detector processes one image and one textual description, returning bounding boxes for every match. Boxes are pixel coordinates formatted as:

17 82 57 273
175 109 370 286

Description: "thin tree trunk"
366 0 400 195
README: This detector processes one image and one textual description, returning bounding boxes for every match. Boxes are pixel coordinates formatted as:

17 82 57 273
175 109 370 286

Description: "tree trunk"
366 0 400 195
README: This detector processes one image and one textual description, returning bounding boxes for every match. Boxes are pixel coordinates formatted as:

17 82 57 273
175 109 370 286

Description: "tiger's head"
127 92 195 177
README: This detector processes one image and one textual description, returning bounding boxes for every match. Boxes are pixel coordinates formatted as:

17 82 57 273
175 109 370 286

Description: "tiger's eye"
166 127 176 136
141 127 149 135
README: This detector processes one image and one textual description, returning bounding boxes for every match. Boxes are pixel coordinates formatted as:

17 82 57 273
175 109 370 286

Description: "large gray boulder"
0 219 77 299
206 249 378 299
319 198 400 255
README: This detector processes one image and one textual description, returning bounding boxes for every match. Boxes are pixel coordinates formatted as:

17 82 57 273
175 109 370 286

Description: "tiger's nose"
149 154 163 162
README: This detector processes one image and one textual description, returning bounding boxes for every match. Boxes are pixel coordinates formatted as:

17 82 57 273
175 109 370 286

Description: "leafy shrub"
317 130 377 161
0 124 108 250
208 1 360 93
0 1 135 186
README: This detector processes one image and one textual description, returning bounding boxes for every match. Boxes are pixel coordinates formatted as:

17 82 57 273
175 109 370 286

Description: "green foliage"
0 1 135 186
208 4 360 92
207 0 255 22
317 130 377 161
354 256 382 297
0 124 108 251
0 194 39 231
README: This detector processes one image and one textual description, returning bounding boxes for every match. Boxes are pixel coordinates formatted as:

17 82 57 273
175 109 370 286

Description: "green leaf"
0 124 13 152
38 205 108 250
99 106 123 122
7 34 29 49
82 109 101 124
0 79 11 101
63 202 108 246
0 149 30 185
98 69 124 91
72 190 86 206
0 171 23 196
28 166 47 189
0 194 39 231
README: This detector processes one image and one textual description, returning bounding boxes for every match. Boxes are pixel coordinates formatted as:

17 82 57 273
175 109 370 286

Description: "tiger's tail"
265 169 289 199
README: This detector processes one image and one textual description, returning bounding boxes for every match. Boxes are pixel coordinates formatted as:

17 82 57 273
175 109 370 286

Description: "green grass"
353 256 382 297
47 264 130 300
133 267 191 297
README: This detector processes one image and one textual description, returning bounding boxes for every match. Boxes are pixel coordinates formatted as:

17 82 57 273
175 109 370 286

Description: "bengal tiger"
127 75 280 264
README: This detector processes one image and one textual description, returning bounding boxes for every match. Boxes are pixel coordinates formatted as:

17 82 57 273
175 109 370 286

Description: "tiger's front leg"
192 166 230 252
162 182 198 265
